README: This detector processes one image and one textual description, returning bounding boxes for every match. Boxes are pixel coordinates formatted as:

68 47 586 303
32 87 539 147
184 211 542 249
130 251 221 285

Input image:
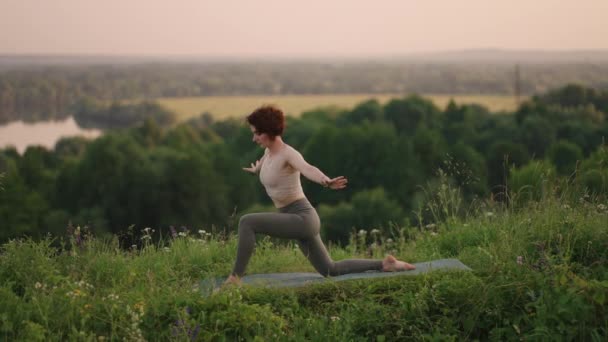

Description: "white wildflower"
371 229 380 235
106 293 119 301
358 230 367 236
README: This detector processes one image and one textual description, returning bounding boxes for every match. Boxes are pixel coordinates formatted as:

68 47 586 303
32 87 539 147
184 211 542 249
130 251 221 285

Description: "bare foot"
382 255 416 272
223 274 242 287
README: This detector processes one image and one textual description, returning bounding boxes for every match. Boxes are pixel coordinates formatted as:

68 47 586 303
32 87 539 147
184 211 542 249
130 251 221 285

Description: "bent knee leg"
300 236 340 277
238 214 256 234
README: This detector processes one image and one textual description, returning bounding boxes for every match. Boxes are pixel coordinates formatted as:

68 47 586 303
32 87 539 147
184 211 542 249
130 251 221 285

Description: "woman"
225 105 415 285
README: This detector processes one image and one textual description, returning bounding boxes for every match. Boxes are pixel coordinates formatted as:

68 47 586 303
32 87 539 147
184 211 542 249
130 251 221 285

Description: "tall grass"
0 188 606 340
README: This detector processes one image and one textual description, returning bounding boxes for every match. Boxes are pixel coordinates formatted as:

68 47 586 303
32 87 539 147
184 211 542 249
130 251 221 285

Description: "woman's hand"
242 160 261 174
323 176 348 190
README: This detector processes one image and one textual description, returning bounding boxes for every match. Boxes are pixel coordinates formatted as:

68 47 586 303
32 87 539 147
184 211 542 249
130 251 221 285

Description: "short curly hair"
246 105 285 140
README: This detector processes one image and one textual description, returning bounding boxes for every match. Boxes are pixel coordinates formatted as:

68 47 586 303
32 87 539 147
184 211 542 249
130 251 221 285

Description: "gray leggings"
231 198 383 277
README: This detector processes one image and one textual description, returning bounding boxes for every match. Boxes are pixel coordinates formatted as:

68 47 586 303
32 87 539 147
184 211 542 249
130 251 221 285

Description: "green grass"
0 195 606 341
155 94 520 122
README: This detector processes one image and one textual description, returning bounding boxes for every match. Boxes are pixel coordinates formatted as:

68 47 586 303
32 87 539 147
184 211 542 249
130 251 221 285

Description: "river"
0 117 102 154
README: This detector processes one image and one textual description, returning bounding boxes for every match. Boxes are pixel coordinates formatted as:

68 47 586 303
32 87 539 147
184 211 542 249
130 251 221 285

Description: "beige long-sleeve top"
255 144 329 208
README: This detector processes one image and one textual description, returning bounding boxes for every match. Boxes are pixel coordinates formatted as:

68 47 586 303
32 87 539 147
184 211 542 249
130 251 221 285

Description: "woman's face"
250 125 272 147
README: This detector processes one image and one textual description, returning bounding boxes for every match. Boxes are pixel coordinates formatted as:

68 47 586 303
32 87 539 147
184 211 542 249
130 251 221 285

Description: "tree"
578 145 608 195
486 141 530 194
547 141 583 176
54 136 90 160
520 115 556 158
447 142 488 199
412 127 448 176
336 99 383 126
384 95 441 135
319 188 405 245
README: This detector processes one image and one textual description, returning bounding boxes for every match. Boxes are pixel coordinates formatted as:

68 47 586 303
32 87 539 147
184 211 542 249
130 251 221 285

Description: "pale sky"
1 0 607 58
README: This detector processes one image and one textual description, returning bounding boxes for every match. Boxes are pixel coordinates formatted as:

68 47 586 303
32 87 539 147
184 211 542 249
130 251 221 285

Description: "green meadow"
1 190 606 341
157 94 520 121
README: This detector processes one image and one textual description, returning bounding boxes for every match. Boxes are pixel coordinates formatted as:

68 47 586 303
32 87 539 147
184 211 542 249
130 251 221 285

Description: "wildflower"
198 230 206 235
371 229 380 235
597 204 607 212
178 232 187 237
430 232 438 236
163 247 171 252
67 289 84 298
330 316 340 321
107 294 119 301
425 223 436 230
35 282 43 289
562 204 571 210
386 238 394 244
76 280 94 289
84 304 92 310
485 212 494 217
358 230 367 237
172 307 201 341
143 227 154 233
517 256 523 265
133 301 145 314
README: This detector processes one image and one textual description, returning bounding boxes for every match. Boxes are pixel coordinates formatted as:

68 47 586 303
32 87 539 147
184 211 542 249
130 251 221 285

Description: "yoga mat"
200 258 471 293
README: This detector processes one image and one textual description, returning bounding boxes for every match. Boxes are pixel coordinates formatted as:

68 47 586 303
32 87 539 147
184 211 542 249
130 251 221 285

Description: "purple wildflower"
171 307 200 341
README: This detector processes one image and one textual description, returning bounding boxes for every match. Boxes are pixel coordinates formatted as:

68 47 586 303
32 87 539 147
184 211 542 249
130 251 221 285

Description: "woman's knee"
326 266 340 277
317 267 339 277
238 214 255 233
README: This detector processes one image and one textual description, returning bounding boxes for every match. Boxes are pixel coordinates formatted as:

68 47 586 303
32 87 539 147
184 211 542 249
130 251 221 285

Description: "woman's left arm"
286 149 332 186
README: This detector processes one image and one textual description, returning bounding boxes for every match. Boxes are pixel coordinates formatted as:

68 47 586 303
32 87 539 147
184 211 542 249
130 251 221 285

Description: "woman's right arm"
243 148 268 174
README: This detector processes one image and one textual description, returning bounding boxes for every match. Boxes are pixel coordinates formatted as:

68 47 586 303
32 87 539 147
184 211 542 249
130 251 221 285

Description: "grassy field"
157 94 521 122
1 191 606 340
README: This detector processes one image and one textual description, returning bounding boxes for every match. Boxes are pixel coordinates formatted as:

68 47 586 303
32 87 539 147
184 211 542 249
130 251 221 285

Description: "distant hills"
401 49 608 64
1 49 608 67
